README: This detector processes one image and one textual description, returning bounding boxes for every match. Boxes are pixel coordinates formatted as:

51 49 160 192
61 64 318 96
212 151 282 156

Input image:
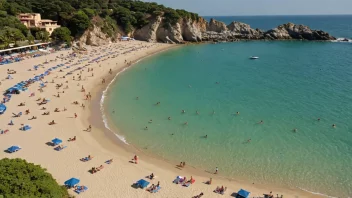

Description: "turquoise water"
106 41 352 197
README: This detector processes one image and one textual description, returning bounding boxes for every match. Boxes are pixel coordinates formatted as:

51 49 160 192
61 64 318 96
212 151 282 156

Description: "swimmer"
196 110 199 115
168 117 171 120
145 126 148 130
236 112 240 115
184 122 188 125
205 135 208 138
332 124 336 128
149 119 153 123
182 110 185 113
156 102 160 105
317 118 321 121
136 97 139 100
259 120 264 124
188 85 192 88
247 139 251 143
293 128 298 132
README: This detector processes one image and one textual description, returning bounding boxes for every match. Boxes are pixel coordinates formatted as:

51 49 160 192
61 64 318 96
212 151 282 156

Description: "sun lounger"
152 186 161 193
74 186 88 194
54 146 67 151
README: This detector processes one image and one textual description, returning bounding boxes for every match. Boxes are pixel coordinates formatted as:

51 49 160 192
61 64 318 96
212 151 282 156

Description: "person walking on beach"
134 155 138 164
74 113 77 118
215 167 218 174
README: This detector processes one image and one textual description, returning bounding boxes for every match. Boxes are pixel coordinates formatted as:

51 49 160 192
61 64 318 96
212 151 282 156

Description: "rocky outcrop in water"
201 19 335 42
263 23 335 40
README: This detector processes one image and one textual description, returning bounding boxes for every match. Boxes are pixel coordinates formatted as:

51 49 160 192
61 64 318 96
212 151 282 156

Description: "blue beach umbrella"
7 146 21 153
237 189 250 198
52 138 63 145
136 179 150 189
64 178 80 187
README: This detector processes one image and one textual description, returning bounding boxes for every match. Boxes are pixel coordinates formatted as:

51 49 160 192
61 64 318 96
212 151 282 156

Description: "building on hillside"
18 13 60 35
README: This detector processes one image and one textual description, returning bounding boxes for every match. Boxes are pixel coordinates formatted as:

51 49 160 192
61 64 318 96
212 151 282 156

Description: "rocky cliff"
134 16 206 43
134 18 335 43
78 16 122 46
78 17 336 46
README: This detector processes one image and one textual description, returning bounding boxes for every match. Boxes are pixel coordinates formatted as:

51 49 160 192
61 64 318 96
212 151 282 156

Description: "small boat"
250 56 259 59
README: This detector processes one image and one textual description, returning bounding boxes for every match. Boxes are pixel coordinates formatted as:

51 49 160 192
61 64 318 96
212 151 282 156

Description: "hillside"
0 0 336 48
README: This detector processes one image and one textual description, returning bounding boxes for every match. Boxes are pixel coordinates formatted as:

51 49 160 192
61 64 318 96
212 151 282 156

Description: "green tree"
51 27 71 45
27 31 35 44
69 10 90 36
35 30 50 42
0 158 69 197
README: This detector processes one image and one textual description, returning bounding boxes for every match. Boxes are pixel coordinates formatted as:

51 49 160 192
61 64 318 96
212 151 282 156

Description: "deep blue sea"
105 16 352 197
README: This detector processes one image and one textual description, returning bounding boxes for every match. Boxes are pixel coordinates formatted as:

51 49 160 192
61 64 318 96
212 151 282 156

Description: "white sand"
0 41 321 198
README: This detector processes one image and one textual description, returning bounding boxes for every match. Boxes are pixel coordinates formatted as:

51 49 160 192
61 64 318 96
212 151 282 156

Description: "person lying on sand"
28 116 37 120
42 111 50 115
25 109 30 115
48 120 56 125
18 102 25 106
193 192 204 198
68 136 76 141
54 108 60 112
73 101 79 105
36 98 42 101
41 107 46 110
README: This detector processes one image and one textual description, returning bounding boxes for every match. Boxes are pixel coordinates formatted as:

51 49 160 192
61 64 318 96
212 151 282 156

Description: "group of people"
90 165 104 174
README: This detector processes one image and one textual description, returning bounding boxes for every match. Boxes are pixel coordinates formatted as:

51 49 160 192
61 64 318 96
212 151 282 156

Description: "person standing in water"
215 167 218 174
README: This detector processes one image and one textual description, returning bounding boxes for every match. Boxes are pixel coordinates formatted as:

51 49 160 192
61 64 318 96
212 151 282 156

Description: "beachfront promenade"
0 41 318 198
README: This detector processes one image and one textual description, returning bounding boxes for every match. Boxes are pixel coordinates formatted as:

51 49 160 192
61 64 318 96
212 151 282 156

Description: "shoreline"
90 44 324 197
0 41 325 198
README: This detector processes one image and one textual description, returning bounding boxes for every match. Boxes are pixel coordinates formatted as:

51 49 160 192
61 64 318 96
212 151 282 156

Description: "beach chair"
151 186 161 193
74 186 88 194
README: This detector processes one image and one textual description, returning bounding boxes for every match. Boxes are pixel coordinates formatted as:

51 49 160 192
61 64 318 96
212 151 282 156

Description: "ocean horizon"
104 15 352 197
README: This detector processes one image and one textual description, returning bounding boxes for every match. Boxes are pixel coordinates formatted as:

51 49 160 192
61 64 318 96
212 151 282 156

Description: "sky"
144 0 352 16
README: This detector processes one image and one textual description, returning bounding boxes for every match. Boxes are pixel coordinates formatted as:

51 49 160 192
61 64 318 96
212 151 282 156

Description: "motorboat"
250 56 259 59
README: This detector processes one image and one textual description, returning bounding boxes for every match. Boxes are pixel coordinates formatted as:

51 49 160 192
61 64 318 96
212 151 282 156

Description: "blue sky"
144 0 352 16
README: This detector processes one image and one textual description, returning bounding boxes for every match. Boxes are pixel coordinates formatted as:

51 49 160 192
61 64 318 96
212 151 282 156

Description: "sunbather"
54 108 60 112
18 102 25 106
25 109 30 114
49 120 56 125
193 192 204 198
106 159 113 164
149 173 154 180
68 136 76 141
42 111 50 115
28 116 37 120
41 107 46 110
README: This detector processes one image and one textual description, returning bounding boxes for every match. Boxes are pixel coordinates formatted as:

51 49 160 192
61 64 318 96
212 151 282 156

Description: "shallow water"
106 41 352 197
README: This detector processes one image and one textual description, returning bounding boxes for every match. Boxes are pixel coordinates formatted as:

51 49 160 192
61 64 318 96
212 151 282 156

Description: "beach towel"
152 186 161 193
74 186 88 194
54 146 67 151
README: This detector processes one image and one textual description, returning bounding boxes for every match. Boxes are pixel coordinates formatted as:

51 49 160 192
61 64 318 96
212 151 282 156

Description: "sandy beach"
0 41 321 198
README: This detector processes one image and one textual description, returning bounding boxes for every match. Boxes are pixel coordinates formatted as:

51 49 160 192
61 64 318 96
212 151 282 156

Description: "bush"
51 27 72 45
0 158 69 198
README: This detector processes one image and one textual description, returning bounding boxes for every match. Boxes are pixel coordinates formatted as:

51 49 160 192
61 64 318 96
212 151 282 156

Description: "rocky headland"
80 17 336 46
